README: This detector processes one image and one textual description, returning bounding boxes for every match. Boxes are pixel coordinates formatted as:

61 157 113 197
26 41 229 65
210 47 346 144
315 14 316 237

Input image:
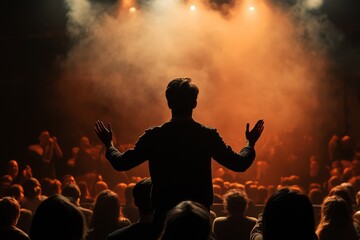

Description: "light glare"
249 6 255 12
305 0 323 9
129 7 136 13
190 5 197 12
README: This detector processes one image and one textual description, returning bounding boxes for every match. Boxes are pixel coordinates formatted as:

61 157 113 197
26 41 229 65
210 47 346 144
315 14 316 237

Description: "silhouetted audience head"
212 178 225 193
7 184 24 201
62 183 81 204
90 190 124 229
328 185 353 214
319 195 352 225
125 183 136 205
262 187 316 240
340 182 355 201
316 195 359 240
93 180 108 197
1 175 13 197
132 178 152 214
223 189 248 217
308 183 322 191
113 182 127 205
159 200 212 240
23 178 41 199
309 188 325 205
165 78 199 115
327 176 341 193
77 181 91 198
29 194 85 240
0 197 20 227
47 179 62 196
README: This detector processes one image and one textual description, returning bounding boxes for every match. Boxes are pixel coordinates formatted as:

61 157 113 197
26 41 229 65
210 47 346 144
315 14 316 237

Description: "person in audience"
309 188 325 205
212 178 225 195
21 177 47 213
113 182 127 205
305 156 330 189
95 78 264 227
212 184 224 204
27 130 63 179
62 174 77 186
159 200 213 240
250 187 317 240
0 197 30 240
74 136 98 181
40 178 53 196
78 180 94 209
0 174 13 197
341 182 356 203
6 160 20 183
213 189 257 240
316 195 360 240
326 176 342 194
122 183 139 223
62 183 93 228
328 185 354 215
7 184 33 234
106 178 156 240
29 194 86 240
257 185 268 204
93 180 108 197
308 187 325 227
354 190 360 223
42 178 62 196
86 190 130 240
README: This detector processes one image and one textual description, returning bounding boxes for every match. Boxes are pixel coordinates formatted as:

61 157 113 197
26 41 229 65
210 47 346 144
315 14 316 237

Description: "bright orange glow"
249 6 256 12
190 5 197 12
129 7 136 13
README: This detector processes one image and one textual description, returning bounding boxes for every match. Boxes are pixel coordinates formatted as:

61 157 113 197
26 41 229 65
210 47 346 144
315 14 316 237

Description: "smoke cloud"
57 0 343 175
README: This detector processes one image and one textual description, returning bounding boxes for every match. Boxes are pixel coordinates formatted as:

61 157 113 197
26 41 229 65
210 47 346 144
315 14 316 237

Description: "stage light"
129 6 136 13
305 0 323 9
249 6 255 12
190 5 197 12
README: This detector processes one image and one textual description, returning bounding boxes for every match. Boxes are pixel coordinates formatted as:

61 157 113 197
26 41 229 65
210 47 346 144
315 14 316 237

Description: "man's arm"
212 120 264 172
95 120 147 171
105 147 147 171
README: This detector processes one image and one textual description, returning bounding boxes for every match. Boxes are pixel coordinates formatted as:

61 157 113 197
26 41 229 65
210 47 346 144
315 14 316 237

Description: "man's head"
62 183 81 205
165 78 199 116
0 197 21 227
223 189 248 217
133 178 152 215
7 160 19 179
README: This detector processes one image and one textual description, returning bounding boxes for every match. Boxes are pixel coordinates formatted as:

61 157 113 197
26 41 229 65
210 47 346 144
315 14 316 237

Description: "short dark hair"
165 78 199 112
223 189 248 216
133 178 152 214
263 188 315 240
30 194 85 240
62 184 81 203
0 197 20 227
160 201 211 240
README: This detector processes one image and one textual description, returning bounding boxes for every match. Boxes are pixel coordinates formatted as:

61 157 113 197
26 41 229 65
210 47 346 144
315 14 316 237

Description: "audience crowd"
1 131 360 239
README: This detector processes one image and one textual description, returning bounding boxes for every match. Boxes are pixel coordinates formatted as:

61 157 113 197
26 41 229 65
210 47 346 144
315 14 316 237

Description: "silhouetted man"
95 78 264 218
